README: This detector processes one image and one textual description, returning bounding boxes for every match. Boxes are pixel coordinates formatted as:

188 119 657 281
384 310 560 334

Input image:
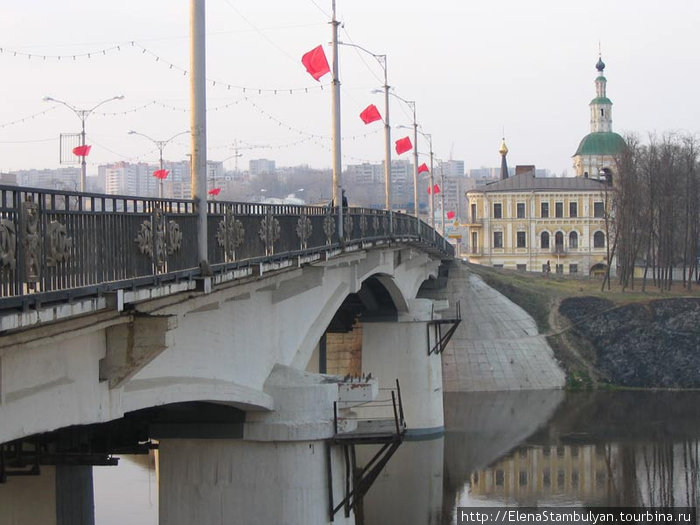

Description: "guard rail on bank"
0 185 454 310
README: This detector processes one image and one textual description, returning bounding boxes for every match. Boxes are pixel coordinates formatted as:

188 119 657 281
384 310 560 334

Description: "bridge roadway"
0 185 454 525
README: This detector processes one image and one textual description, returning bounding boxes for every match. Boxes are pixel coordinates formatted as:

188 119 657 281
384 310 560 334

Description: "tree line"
608 132 699 291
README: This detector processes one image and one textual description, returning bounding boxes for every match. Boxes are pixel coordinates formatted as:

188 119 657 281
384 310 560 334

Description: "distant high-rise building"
249 159 276 176
100 162 156 196
11 167 80 191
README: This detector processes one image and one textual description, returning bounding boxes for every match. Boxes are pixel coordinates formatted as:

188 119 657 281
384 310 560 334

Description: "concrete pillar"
361 299 444 435
56 466 95 525
157 365 355 525
360 437 444 525
0 465 93 525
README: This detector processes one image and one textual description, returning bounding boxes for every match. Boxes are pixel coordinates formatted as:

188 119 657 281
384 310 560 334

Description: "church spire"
499 138 509 180
590 53 613 133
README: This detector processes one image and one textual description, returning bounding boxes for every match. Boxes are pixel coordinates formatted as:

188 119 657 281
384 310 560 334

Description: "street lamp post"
392 95 418 217
43 95 124 192
340 42 391 211
128 130 189 198
417 130 435 229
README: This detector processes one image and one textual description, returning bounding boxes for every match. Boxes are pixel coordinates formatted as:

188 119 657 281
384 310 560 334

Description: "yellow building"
465 163 611 275
466 55 623 275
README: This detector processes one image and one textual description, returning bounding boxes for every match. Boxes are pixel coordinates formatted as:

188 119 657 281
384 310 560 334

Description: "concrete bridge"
0 185 457 524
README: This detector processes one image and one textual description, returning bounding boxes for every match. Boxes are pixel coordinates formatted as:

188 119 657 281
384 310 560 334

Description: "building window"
471 203 477 222
554 231 564 253
493 231 503 248
594 201 604 217
570 264 578 274
555 202 563 218
517 264 527 272
569 201 578 217
493 264 503 268
493 203 502 218
517 231 526 248
541 231 550 249
516 202 525 218
471 231 478 253
556 264 564 274
541 202 549 218
569 231 578 249
594 231 605 248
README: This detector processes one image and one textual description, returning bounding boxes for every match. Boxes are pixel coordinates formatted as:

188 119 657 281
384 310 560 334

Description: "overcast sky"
1 0 698 177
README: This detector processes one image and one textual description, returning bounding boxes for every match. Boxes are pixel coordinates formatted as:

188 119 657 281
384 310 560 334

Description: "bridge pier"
361 299 444 435
0 465 94 525
157 365 354 525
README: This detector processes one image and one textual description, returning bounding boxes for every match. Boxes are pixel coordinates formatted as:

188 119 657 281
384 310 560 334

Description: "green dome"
574 132 626 157
590 96 612 105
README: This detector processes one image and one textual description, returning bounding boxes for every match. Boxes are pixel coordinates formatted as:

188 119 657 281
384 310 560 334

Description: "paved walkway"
440 262 566 392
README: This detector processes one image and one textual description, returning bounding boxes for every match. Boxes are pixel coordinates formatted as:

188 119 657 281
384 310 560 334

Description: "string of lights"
0 106 58 129
0 41 329 95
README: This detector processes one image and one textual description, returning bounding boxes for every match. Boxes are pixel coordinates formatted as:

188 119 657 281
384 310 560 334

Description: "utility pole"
331 0 343 239
411 103 419 218
191 0 208 271
382 56 391 211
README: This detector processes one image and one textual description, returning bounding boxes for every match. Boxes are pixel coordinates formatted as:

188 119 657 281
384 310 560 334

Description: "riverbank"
434 262 565 392
466 263 700 389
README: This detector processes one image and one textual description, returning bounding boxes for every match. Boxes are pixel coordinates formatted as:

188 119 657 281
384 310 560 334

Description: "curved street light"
392 94 419 217
128 130 189 198
43 95 124 191
340 41 391 211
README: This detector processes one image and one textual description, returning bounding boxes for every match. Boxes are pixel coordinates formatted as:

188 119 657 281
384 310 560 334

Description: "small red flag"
208 188 221 196
447 211 456 220
72 145 92 157
418 163 429 173
153 169 169 180
395 136 412 155
427 184 440 194
359 104 382 124
301 45 330 81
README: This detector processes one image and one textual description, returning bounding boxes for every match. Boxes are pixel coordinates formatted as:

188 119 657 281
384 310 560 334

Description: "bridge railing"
0 185 453 309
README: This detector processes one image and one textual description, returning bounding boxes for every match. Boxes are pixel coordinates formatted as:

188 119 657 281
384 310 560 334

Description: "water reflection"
443 391 700 522
93 452 157 525
91 392 700 524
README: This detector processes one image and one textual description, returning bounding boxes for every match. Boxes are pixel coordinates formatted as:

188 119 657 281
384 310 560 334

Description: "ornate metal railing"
0 185 454 310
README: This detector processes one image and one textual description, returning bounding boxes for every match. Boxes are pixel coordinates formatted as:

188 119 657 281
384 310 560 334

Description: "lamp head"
42 96 54 102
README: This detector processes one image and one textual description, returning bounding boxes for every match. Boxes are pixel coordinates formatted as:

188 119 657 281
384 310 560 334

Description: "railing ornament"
0 219 16 270
167 220 182 255
216 207 245 261
135 219 154 258
343 215 353 240
20 201 40 283
296 213 313 250
372 215 380 236
359 215 368 237
46 220 72 267
323 213 335 245
259 209 280 256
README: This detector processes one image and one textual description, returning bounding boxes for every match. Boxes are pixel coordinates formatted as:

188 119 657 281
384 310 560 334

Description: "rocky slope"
558 297 700 388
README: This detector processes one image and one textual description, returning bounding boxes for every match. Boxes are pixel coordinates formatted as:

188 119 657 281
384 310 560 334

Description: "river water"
93 391 700 524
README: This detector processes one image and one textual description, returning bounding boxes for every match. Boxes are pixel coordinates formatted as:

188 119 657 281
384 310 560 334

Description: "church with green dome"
572 56 626 178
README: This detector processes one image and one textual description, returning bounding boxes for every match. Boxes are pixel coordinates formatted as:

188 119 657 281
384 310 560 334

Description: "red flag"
427 184 440 194
359 104 382 124
72 145 92 157
301 45 330 81
153 169 169 180
395 136 412 155
208 188 221 196
447 211 456 220
418 163 429 173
